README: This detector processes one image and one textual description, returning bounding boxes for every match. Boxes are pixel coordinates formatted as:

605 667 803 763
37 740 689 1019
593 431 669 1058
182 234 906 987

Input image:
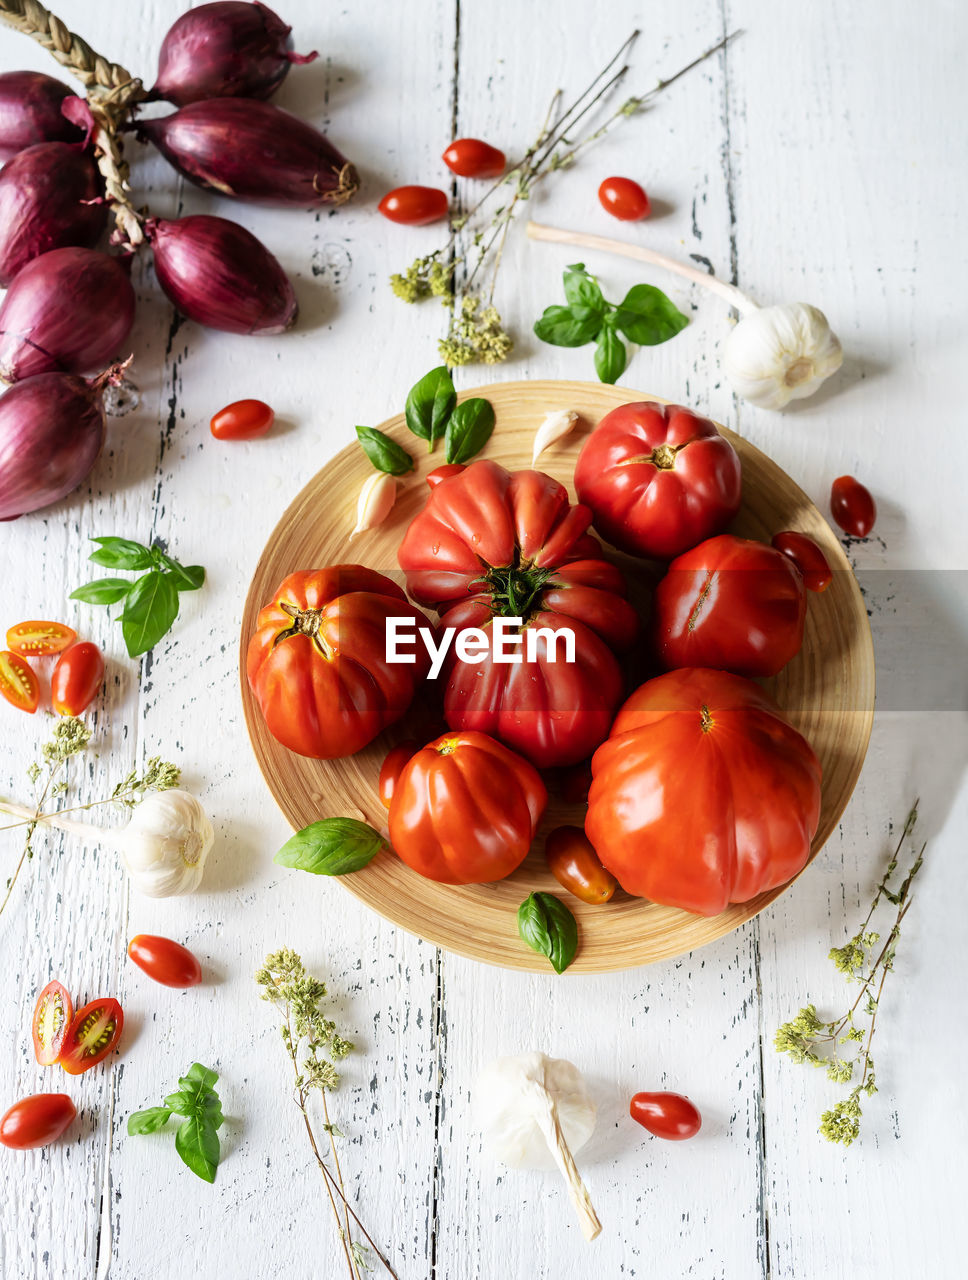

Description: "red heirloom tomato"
630 1091 702 1140
247 566 431 758
653 535 806 677
378 185 449 226
210 398 274 440
442 138 506 178
59 997 124 1075
51 641 105 715
585 668 822 915
388 730 546 884
598 176 651 221
573 401 742 560
0 1094 76 1149
397 459 638 768
378 739 418 809
6 620 76 655
545 825 617 904
128 935 202 988
830 475 876 538
0 649 39 713
31 980 74 1066
771 531 833 593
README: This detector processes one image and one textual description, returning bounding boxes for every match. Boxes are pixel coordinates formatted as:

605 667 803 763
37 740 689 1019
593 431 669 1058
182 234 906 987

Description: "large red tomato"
388 730 546 884
574 401 742 560
585 668 822 916
653 534 806 677
247 566 430 758
397 460 637 768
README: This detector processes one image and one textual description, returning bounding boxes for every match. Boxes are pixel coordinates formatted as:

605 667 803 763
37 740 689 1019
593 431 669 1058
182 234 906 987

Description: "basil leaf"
562 263 606 314
88 536 154 571
444 398 495 465
174 1112 220 1184
594 323 627 384
404 366 456 448
613 283 689 346
355 425 415 476
275 817 386 876
70 577 132 606
155 554 205 592
180 1062 220 1093
533 305 603 348
120 570 180 657
127 1107 173 1135
517 891 578 974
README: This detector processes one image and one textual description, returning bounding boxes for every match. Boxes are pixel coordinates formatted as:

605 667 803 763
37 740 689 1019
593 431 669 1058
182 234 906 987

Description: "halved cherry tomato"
31 981 74 1066
378 740 419 809
0 1094 76 1149
58 998 123 1075
630 1091 702 1140
545 826 617 904
50 642 104 716
6 620 77 656
378 185 449 226
598 176 651 221
210 398 275 441
830 475 876 538
771 531 833 593
128 935 202 988
0 650 39 713
442 138 506 178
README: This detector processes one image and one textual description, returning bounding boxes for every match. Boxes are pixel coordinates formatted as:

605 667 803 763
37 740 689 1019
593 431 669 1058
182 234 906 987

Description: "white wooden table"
1 2 966 1276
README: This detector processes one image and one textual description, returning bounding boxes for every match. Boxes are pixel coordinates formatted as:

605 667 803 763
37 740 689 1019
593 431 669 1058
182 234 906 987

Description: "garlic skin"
531 409 579 466
351 471 396 536
723 302 843 410
119 789 214 897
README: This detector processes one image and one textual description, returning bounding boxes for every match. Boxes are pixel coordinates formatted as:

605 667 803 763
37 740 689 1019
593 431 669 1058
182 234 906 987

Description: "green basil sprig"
405 365 457 448
355 425 414 475
70 537 205 658
534 263 688 384
517 891 579 974
357 367 496 473
275 817 386 876
445 398 495 464
128 1063 224 1184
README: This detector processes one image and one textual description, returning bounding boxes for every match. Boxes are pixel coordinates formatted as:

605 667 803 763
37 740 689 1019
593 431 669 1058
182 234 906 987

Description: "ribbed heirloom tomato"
388 730 546 884
574 401 742 560
585 668 822 916
247 566 431 758
398 459 638 768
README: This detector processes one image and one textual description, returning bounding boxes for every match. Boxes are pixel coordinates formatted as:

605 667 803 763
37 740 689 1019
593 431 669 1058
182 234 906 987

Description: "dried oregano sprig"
256 949 398 1280
775 803 926 1147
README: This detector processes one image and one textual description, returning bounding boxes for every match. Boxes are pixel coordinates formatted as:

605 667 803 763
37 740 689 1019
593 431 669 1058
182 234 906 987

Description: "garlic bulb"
351 471 396 536
531 409 579 466
119 789 214 897
722 302 843 410
475 1051 601 1240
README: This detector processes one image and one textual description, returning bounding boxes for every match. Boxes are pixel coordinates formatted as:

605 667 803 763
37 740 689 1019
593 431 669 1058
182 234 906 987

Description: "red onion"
134 99 358 207
0 365 123 520
0 71 84 161
149 1 317 106
145 215 298 334
0 248 136 383
0 142 107 287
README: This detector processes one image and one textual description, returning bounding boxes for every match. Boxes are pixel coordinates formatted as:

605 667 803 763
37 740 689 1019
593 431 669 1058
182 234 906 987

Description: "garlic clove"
723 301 843 410
351 471 396 536
531 409 580 466
119 789 214 897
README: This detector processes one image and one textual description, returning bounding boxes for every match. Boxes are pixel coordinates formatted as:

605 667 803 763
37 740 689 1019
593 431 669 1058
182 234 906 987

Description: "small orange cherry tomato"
378 186 449 226
379 740 419 809
210 398 275 441
0 650 39 713
630 1091 702 1140
51 641 104 716
442 138 506 178
771 531 833 593
598 176 651 221
6 620 77 656
128 935 202 988
0 1093 76 1149
545 825 617 904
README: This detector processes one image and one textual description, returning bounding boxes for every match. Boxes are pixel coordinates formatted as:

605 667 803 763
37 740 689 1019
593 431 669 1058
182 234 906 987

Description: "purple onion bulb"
0 71 85 161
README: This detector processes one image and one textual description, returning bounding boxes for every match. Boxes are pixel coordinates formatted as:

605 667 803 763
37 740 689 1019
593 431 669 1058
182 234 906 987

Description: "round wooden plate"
240 380 874 972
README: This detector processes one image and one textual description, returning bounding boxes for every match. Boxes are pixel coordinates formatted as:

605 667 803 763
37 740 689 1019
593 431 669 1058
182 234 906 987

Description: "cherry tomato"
50 642 104 716
58 997 123 1075
771 531 833 593
31 980 74 1066
598 176 651 221
557 761 593 805
830 475 876 538
0 650 39 713
442 138 506 178
128 935 202 988
545 826 617 904
630 1091 702 1140
426 463 466 489
210 398 274 441
378 185 449 226
6 620 76 656
378 740 419 809
0 1093 76 1149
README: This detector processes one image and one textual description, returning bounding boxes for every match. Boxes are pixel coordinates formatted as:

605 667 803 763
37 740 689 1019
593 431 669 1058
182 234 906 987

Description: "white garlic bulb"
119 790 214 897
722 302 843 410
